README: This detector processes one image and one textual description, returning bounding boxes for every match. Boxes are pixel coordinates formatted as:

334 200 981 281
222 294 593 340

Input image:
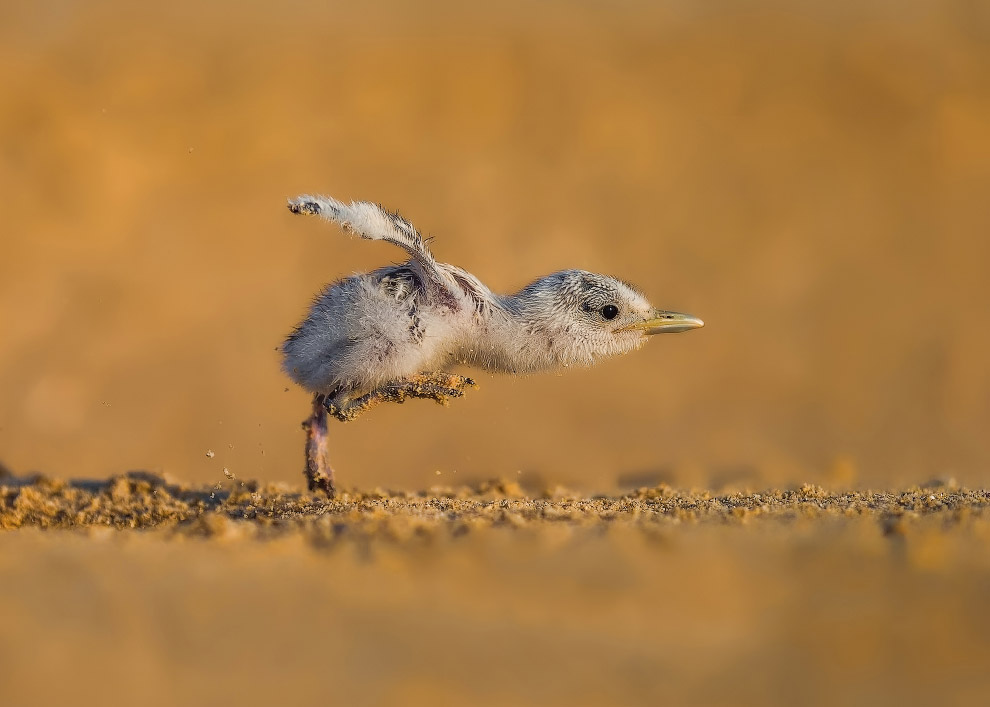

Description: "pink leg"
302 394 335 496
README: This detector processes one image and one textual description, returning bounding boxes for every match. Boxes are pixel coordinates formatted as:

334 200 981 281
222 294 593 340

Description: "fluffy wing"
288 194 472 308
289 193 434 262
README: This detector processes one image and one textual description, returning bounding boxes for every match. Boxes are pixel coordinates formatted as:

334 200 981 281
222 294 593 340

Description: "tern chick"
283 194 703 495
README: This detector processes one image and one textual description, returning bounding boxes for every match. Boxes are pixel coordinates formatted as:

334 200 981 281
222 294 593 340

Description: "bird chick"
283 194 703 495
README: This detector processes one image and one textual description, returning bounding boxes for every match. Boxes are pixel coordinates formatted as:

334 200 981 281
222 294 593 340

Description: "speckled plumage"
281 194 704 495
283 196 701 398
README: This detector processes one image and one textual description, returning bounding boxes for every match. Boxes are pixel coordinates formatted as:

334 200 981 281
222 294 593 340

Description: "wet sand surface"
3 472 989 706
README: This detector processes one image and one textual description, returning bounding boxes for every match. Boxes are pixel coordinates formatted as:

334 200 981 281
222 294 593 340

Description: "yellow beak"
616 310 705 335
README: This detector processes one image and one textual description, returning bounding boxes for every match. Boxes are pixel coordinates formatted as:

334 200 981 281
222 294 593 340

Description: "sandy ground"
3 471 990 706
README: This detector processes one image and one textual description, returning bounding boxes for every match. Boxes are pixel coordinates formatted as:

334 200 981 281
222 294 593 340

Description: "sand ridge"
3 471 987 544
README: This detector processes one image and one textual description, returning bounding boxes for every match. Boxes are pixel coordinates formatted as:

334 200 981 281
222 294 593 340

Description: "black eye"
601 304 619 320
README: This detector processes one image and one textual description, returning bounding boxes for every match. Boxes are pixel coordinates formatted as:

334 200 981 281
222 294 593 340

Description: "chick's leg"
302 394 335 496
326 373 477 422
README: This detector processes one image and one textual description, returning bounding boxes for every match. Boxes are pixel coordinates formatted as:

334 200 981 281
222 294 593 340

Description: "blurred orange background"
2 0 988 491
